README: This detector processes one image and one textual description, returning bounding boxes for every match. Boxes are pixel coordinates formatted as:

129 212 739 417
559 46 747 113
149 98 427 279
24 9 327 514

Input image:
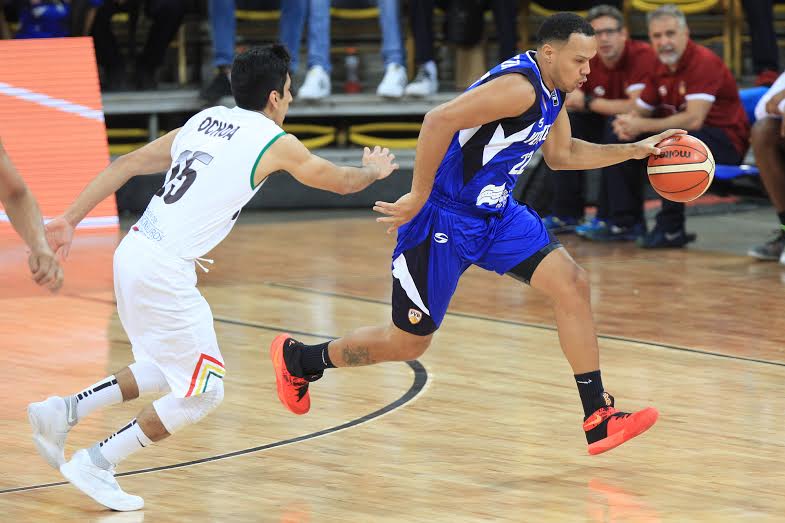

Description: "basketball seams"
651 174 709 194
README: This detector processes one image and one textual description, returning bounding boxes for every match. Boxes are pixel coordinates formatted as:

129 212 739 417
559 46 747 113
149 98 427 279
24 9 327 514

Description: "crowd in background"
2 0 785 257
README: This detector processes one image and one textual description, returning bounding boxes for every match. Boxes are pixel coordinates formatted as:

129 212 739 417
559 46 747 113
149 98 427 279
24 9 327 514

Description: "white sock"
90 418 153 469
69 375 123 422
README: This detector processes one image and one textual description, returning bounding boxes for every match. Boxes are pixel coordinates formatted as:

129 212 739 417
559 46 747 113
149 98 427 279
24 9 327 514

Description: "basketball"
646 134 715 202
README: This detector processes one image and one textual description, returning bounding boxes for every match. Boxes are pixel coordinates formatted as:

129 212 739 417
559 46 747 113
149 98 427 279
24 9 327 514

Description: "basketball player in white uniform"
27 44 397 511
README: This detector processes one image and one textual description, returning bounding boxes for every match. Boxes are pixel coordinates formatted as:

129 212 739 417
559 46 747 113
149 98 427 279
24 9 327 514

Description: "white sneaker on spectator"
405 61 438 97
28 396 72 469
779 244 785 265
60 449 144 512
298 65 331 101
376 63 407 98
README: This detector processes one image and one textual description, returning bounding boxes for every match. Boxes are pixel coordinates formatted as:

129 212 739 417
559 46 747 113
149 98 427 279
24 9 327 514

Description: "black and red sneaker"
269 334 322 415
583 393 659 455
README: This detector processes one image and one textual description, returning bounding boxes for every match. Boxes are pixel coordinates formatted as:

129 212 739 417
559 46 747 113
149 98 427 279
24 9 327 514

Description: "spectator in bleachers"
542 4 657 239
747 71 785 263
405 0 518 97
200 0 235 104
610 5 749 248
740 0 780 87
92 0 187 91
10 0 98 39
281 0 407 101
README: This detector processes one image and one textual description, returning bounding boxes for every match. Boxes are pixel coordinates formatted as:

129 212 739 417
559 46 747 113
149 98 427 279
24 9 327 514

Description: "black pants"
605 124 743 231
741 0 780 73
92 0 187 74
550 111 609 220
410 0 518 65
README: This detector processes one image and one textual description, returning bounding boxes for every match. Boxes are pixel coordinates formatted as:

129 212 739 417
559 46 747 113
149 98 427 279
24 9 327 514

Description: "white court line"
0 81 104 122
0 213 118 228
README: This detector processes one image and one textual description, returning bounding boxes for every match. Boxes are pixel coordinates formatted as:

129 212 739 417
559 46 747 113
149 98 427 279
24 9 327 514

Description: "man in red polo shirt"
612 4 750 248
542 4 659 239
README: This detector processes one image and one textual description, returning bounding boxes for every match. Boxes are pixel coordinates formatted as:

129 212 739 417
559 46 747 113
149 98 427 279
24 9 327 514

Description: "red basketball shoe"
583 393 659 455
270 334 321 415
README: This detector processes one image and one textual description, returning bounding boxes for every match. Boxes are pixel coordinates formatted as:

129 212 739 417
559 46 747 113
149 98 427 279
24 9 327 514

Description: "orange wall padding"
0 37 116 236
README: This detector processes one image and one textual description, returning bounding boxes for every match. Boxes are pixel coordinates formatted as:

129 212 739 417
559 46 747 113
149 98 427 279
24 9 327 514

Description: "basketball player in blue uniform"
272 13 683 454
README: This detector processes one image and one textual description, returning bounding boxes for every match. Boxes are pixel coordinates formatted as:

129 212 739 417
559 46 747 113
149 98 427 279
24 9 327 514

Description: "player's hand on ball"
374 192 426 234
28 248 63 292
45 215 75 261
631 129 687 159
363 146 399 181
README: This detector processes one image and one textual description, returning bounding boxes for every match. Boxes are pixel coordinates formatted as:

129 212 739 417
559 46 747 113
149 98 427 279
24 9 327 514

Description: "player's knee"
559 263 590 305
396 332 432 360
153 381 224 435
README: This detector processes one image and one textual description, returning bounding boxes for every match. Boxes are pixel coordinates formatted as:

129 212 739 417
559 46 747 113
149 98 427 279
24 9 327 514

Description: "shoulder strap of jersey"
466 53 545 112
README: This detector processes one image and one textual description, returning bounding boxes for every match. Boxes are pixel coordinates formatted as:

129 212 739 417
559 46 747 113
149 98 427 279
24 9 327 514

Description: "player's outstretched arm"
256 135 398 195
45 129 180 259
373 74 538 233
542 109 686 170
0 139 63 291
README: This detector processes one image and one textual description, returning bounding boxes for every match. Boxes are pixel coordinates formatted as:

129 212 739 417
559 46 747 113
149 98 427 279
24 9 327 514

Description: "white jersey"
132 105 286 259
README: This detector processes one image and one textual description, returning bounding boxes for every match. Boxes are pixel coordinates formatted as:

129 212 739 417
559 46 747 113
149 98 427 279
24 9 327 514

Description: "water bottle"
344 47 361 94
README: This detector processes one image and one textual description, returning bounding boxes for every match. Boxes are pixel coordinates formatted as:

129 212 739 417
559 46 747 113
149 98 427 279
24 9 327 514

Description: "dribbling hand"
45 215 75 261
630 129 688 159
362 146 399 181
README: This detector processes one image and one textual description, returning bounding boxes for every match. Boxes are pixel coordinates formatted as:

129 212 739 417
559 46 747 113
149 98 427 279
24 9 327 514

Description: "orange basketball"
646 134 715 203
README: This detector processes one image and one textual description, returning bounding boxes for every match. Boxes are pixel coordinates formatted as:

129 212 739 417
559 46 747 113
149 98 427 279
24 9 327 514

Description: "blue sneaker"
583 222 645 242
637 226 696 249
575 217 608 237
542 215 578 233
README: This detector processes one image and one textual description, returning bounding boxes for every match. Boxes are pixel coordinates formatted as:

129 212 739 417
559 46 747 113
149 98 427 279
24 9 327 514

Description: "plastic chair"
713 86 766 180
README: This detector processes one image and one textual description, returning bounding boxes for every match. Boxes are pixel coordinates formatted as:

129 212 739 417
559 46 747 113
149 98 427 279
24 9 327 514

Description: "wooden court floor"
2 211 785 522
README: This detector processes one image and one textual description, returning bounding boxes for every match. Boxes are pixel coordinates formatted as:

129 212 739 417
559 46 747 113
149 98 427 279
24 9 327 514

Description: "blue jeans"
280 0 405 74
209 0 236 68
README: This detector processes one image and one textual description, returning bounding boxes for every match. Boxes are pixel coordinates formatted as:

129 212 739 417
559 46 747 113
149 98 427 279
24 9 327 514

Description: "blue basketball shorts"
390 198 561 336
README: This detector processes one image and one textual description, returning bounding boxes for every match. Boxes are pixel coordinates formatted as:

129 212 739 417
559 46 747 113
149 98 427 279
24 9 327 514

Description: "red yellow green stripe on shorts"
186 354 226 397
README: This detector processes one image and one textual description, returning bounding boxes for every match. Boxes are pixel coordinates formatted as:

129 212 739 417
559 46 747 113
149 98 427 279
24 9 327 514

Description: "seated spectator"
747 71 785 263
11 0 97 39
280 0 408 101
740 0 780 87
200 0 235 104
610 5 750 248
543 4 657 239
91 0 187 91
405 0 518 97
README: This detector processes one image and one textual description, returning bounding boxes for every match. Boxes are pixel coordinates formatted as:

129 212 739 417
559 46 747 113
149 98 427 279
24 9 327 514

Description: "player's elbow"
543 151 569 171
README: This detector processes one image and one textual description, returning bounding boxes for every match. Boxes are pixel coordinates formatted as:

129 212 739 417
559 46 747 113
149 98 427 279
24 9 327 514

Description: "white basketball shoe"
60 449 144 511
28 396 73 468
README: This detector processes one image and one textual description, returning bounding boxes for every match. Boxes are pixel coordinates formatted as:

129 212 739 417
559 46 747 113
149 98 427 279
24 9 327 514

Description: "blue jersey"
432 51 565 214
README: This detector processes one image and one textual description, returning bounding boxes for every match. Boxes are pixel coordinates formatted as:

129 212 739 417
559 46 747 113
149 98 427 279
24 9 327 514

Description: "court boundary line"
265 282 785 368
1 317 427 495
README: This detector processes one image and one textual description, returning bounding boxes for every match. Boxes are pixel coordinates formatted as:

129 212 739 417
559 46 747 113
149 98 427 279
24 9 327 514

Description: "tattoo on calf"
342 346 372 366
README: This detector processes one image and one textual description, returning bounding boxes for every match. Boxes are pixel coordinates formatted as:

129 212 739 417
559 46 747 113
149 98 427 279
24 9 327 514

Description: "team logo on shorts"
408 308 423 325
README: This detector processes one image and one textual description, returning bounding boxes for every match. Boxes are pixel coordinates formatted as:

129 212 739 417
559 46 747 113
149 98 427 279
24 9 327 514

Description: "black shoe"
200 71 232 105
637 226 696 249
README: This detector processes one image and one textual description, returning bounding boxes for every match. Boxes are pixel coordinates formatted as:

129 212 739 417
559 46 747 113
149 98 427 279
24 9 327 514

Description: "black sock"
299 341 334 375
777 211 785 228
575 370 605 418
